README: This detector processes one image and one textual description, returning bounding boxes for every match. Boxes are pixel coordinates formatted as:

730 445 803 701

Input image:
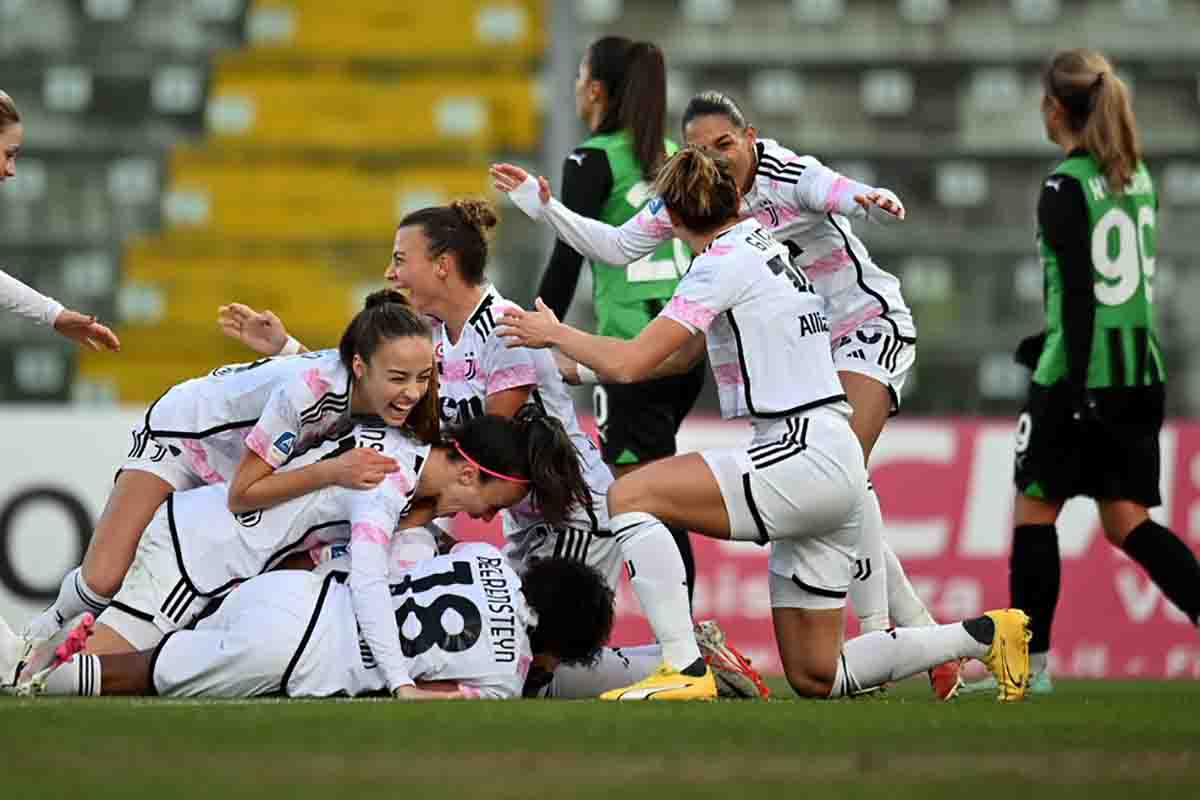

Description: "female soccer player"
535 37 704 597
15 548 615 701
0 90 119 350
23 291 439 649
217 200 770 701
15 408 589 675
491 93 959 696
499 146 1032 701
1005 49 1200 691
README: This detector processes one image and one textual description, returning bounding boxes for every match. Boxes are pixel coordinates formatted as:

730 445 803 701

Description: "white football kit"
123 350 356 490
102 422 434 694
512 138 916 411
432 286 621 587
150 544 532 699
660 219 868 608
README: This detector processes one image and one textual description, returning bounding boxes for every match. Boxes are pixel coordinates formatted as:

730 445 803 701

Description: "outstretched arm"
490 164 668 265
498 299 695 385
1 269 120 351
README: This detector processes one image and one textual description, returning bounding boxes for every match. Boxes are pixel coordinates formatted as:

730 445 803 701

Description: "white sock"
43 654 103 696
1030 651 1049 674
25 568 111 641
610 511 701 672
884 539 936 627
539 645 662 698
0 615 23 684
849 483 889 633
829 624 987 697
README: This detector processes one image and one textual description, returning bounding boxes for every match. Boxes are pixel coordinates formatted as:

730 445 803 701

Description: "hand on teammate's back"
53 309 120 351
218 303 288 356
328 446 399 490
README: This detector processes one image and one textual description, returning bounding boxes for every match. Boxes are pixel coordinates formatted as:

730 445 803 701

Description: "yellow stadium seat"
205 69 540 153
163 152 492 240
244 1 546 61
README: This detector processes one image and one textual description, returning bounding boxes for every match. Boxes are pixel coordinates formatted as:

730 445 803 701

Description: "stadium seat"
205 68 540 152
242 0 544 61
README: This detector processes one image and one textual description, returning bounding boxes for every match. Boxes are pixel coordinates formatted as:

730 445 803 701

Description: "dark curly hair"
522 557 615 666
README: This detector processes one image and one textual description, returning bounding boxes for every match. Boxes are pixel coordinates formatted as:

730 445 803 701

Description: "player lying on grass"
12 408 590 703
498 146 1033 701
24 292 440 656
491 90 965 700
10 545 614 701
217 201 767 701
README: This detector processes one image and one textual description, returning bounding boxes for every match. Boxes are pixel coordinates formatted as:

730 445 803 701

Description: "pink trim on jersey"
303 369 332 399
825 177 855 214
458 684 483 700
351 522 390 546
386 468 413 494
713 362 744 388
639 213 673 238
244 426 272 463
181 440 224 485
831 305 885 341
662 295 717 332
804 248 853 277
441 360 476 382
705 243 735 258
518 654 533 680
487 364 538 395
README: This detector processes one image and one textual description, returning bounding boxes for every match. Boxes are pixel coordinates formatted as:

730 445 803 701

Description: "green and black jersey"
536 130 688 340
1034 148 1165 398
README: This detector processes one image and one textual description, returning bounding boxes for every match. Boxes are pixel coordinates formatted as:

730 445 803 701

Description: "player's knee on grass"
783 662 836 699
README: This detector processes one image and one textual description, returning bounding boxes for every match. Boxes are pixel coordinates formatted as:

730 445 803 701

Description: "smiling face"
0 122 22 183
683 113 757 194
385 225 445 314
351 334 434 427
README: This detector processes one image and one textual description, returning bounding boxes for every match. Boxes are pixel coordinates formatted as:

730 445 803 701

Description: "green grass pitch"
4 678 1198 799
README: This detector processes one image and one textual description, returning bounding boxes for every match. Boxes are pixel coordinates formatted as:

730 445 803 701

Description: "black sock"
1009 523 1060 654
1122 520 1200 626
668 526 696 608
962 615 996 646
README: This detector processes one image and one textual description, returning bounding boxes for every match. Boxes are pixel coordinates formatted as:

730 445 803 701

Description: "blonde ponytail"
1044 49 1142 192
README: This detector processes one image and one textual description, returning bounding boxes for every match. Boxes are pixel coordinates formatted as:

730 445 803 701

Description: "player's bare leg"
82 622 137 657
23 470 173 643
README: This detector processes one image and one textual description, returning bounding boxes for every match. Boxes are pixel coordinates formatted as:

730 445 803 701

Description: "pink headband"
453 441 530 484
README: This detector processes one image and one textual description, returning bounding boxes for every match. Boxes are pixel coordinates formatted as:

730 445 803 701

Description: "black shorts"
593 361 706 466
1014 382 1165 507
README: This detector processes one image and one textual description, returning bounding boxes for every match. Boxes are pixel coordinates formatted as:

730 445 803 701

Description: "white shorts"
151 571 326 698
120 425 206 491
99 506 213 650
502 515 624 591
832 317 916 414
701 406 866 609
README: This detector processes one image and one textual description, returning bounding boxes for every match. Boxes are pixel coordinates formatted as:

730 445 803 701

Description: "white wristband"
278 336 302 356
576 364 598 384
509 175 546 221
